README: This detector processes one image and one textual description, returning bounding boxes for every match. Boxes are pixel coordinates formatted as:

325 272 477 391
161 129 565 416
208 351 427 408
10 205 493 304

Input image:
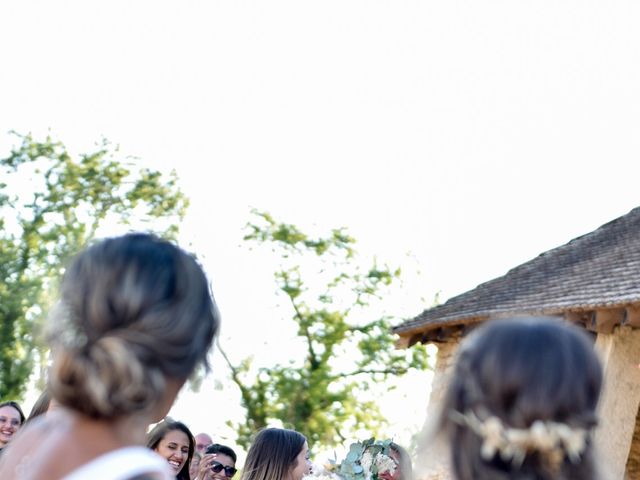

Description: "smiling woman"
147 419 196 480
0 401 25 455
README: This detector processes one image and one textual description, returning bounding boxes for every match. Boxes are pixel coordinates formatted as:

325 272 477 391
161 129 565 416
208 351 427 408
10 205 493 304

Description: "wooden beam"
395 335 411 349
593 308 625 334
565 311 589 327
627 306 640 328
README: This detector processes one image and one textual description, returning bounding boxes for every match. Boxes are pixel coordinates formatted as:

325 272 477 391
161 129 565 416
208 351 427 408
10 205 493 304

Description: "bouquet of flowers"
304 439 396 480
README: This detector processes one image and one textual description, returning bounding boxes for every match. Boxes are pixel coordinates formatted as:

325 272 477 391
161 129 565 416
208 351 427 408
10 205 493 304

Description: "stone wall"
415 335 461 480
594 327 640 480
625 407 640 479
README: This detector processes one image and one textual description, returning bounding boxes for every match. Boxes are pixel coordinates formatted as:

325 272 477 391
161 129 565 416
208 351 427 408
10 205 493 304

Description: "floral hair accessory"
449 410 591 468
337 438 397 480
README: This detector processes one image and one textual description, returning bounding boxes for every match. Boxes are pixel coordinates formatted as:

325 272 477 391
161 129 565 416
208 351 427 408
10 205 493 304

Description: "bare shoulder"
0 410 110 479
0 415 71 480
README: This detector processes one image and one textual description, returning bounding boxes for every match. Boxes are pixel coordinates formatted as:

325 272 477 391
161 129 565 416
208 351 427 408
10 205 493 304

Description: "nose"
172 451 186 461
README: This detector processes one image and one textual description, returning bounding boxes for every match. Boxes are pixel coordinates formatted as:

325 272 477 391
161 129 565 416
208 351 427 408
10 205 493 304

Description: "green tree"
0 132 188 400
221 211 430 450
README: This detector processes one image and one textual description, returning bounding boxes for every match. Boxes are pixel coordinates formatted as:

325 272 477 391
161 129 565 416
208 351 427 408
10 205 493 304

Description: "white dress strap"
62 446 174 480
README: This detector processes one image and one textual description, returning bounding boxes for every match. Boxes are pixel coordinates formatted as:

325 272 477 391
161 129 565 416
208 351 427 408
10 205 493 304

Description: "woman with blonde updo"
0 233 220 480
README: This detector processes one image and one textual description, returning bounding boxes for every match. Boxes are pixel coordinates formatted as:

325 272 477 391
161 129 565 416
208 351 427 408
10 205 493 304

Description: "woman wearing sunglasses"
147 418 196 480
195 443 238 480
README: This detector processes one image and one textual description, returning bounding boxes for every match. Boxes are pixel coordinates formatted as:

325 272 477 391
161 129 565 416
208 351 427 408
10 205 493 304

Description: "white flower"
359 451 374 480
374 454 397 474
478 416 504 460
303 465 340 480
303 474 339 480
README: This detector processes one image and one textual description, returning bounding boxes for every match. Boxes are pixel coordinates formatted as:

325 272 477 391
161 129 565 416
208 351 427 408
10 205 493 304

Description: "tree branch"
288 294 320 370
328 367 407 381
216 338 252 400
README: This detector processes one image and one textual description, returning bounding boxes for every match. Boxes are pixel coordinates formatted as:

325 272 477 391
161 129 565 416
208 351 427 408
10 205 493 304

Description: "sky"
2 0 640 462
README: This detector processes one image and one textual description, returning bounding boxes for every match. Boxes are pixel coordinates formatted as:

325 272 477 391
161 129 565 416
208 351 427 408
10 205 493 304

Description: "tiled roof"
395 206 640 336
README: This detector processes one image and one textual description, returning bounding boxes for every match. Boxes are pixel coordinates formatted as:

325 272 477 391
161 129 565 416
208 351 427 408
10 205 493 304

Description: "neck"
61 408 155 448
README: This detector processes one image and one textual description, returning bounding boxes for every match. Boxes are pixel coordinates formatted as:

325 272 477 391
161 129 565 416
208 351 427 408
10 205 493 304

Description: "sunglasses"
211 461 237 478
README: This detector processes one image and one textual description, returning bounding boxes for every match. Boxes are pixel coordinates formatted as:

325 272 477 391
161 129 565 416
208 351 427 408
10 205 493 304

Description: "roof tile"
395 206 640 335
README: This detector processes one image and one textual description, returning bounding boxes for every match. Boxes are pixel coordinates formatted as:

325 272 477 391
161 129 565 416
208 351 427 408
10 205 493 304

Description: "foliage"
221 211 430 449
0 132 188 400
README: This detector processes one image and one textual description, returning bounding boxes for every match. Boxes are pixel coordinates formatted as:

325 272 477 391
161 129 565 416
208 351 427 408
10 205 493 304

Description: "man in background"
195 432 213 455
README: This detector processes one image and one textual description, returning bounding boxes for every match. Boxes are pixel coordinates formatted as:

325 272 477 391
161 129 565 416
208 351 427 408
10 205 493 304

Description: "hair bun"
49 335 165 419
47 233 219 419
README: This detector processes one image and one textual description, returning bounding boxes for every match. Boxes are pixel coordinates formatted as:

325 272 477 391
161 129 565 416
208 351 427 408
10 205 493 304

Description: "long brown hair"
25 390 51 424
241 428 307 480
440 317 602 480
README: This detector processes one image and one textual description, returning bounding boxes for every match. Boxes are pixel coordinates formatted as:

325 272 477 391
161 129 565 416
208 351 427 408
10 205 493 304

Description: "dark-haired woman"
0 233 220 479
0 401 24 456
439 316 603 480
147 419 195 480
241 428 311 480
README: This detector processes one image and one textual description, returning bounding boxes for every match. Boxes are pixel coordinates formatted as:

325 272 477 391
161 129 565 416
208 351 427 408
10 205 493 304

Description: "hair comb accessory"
449 410 591 469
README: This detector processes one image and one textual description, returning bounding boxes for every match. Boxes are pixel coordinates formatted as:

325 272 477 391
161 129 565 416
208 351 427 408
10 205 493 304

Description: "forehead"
214 453 235 467
0 406 21 419
162 429 190 446
196 434 212 444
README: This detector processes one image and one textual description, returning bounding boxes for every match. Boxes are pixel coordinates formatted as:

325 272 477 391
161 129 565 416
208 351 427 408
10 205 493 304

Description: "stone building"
393 206 640 480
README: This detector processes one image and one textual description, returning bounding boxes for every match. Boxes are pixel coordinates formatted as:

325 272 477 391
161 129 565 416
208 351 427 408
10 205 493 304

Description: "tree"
221 211 430 450
0 132 188 400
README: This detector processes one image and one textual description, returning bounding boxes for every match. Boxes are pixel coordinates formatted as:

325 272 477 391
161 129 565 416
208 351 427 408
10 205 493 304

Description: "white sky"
2 0 640 462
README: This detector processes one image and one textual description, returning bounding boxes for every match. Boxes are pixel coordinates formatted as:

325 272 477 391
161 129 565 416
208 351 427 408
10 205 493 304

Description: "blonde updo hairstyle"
47 233 219 419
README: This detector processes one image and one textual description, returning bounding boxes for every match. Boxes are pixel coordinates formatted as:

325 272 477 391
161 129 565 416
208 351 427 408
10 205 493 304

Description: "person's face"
378 449 401 480
195 433 213 454
189 454 201 479
204 452 236 480
154 429 191 475
0 406 22 447
289 442 311 480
